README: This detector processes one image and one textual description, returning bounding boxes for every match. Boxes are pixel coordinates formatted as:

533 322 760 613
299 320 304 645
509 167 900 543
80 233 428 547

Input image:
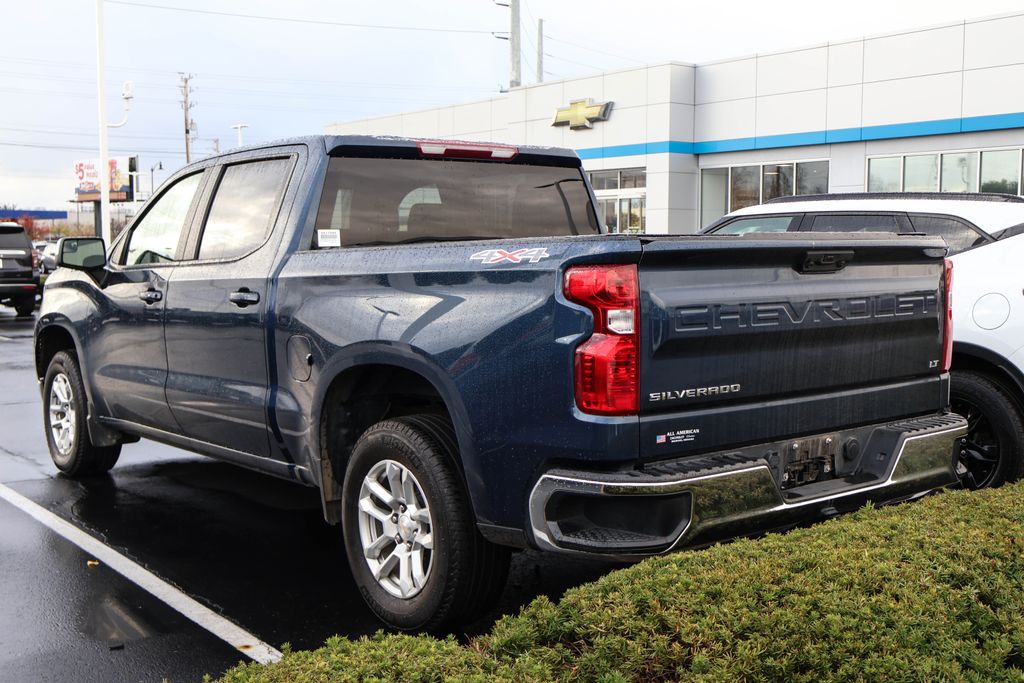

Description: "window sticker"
317 229 342 248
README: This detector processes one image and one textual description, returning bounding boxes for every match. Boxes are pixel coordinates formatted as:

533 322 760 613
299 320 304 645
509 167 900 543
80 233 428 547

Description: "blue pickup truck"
35 135 967 632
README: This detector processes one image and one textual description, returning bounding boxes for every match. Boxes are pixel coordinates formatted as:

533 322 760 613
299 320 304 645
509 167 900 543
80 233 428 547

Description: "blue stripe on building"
575 111 1024 160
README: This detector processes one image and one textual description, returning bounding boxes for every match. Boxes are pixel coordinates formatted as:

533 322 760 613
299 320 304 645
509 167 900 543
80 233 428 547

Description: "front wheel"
341 415 510 633
43 351 121 476
950 370 1024 489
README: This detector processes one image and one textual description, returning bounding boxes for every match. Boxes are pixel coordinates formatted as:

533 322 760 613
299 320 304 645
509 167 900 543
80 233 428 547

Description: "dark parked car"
0 222 39 316
35 136 966 632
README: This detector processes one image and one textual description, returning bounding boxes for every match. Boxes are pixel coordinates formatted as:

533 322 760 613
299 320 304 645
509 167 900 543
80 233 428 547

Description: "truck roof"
196 134 581 162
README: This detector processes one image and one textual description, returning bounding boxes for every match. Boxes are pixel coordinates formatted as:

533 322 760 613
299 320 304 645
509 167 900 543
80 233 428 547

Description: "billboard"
74 156 136 202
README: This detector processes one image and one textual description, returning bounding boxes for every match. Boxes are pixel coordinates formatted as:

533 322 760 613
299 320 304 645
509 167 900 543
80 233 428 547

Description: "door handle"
228 289 260 307
138 289 163 304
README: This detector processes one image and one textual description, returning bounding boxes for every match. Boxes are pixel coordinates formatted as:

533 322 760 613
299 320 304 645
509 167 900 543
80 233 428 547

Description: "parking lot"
0 308 621 682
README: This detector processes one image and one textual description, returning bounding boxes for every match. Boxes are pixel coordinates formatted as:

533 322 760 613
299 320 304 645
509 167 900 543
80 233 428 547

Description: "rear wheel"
950 369 1024 489
43 351 121 476
14 298 34 317
341 415 510 633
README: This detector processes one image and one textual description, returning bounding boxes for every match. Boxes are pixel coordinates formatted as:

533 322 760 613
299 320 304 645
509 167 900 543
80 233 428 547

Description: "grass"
216 483 1024 682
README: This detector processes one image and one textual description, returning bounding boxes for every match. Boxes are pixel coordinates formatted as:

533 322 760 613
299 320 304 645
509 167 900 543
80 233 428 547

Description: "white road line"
0 482 282 664
0 335 12 342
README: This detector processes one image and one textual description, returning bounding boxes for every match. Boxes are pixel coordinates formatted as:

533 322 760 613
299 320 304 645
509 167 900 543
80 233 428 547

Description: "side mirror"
58 237 107 271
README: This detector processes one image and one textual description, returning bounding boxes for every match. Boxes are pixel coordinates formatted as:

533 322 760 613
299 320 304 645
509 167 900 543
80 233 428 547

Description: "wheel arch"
312 347 479 526
952 341 1024 415
35 320 122 447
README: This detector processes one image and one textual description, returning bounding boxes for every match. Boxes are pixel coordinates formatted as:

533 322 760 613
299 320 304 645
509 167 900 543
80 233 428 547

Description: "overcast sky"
4 0 1024 210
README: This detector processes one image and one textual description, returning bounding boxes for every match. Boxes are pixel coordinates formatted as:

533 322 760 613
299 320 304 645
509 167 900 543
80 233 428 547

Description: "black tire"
950 369 1024 489
14 298 34 317
43 351 121 476
341 414 510 634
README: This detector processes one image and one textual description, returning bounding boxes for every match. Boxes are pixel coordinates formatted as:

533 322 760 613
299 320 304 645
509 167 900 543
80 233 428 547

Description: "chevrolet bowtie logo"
551 98 613 130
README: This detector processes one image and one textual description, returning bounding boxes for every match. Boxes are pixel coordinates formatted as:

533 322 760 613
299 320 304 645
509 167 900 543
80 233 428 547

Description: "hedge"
216 483 1024 682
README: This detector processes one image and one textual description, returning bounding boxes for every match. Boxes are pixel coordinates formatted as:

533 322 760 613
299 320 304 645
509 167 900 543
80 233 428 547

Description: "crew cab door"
87 170 206 430
163 154 296 458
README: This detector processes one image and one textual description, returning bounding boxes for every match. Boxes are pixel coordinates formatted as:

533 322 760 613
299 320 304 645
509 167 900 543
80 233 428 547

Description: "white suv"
703 192 1024 490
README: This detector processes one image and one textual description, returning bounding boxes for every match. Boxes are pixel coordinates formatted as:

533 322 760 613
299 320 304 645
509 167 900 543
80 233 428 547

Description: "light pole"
150 161 163 198
95 0 110 243
231 123 249 147
94 0 134 244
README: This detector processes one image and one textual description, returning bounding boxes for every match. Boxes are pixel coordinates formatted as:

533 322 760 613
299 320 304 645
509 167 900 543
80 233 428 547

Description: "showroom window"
699 160 829 228
868 147 1024 195
589 168 646 233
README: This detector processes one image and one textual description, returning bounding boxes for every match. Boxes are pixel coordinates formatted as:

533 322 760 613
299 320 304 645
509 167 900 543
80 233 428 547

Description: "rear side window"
313 157 599 247
0 226 29 250
910 215 989 255
124 172 203 265
711 215 797 235
197 158 291 260
810 214 899 232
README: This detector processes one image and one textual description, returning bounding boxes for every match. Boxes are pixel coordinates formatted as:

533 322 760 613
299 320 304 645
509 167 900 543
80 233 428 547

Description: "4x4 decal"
470 247 551 264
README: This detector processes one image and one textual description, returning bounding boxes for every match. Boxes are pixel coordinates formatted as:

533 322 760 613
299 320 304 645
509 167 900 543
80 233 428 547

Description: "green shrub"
218 483 1024 682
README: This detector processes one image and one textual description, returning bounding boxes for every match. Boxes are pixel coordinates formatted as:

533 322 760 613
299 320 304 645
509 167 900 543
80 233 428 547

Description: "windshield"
313 156 599 247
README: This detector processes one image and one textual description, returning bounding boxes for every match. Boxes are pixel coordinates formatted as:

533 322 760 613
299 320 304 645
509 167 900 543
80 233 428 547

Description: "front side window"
124 172 202 266
713 215 797 235
314 157 598 246
197 158 291 261
910 215 988 255
810 214 899 232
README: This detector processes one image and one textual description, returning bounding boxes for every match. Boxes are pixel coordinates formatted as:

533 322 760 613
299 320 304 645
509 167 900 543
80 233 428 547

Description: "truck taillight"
564 264 638 415
943 258 953 373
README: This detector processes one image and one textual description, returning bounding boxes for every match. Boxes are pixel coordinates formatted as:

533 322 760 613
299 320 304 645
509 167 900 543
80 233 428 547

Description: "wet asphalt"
0 307 622 682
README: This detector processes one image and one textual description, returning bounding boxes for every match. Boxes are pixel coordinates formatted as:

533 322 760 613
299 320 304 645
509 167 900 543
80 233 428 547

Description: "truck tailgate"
638 233 948 462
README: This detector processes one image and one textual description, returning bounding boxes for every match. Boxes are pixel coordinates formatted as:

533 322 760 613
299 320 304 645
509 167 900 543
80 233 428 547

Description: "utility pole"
537 18 544 84
94 0 110 242
212 137 220 154
509 0 521 88
179 73 195 163
231 123 249 147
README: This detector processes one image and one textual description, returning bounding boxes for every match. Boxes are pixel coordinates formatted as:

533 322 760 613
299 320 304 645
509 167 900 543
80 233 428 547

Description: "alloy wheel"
357 459 434 599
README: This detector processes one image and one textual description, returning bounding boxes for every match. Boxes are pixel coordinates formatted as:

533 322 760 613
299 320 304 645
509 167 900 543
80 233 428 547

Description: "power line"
0 126 182 141
544 52 604 72
106 0 499 35
544 35 648 65
0 56 498 92
0 140 187 155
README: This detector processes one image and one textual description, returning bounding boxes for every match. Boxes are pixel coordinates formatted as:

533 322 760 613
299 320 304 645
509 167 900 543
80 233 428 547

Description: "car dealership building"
325 11 1024 234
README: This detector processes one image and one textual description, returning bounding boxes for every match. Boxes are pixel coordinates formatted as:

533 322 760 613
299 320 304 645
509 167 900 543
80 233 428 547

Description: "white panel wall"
828 41 864 87
963 64 1024 118
756 47 827 96
964 14 1024 69
695 58 756 104
861 72 963 126
827 85 862 130
757 90 826 137
695 99 755 141
862 24 964 81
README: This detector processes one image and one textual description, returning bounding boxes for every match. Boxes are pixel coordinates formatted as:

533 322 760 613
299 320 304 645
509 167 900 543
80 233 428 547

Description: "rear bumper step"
528 414 968 556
